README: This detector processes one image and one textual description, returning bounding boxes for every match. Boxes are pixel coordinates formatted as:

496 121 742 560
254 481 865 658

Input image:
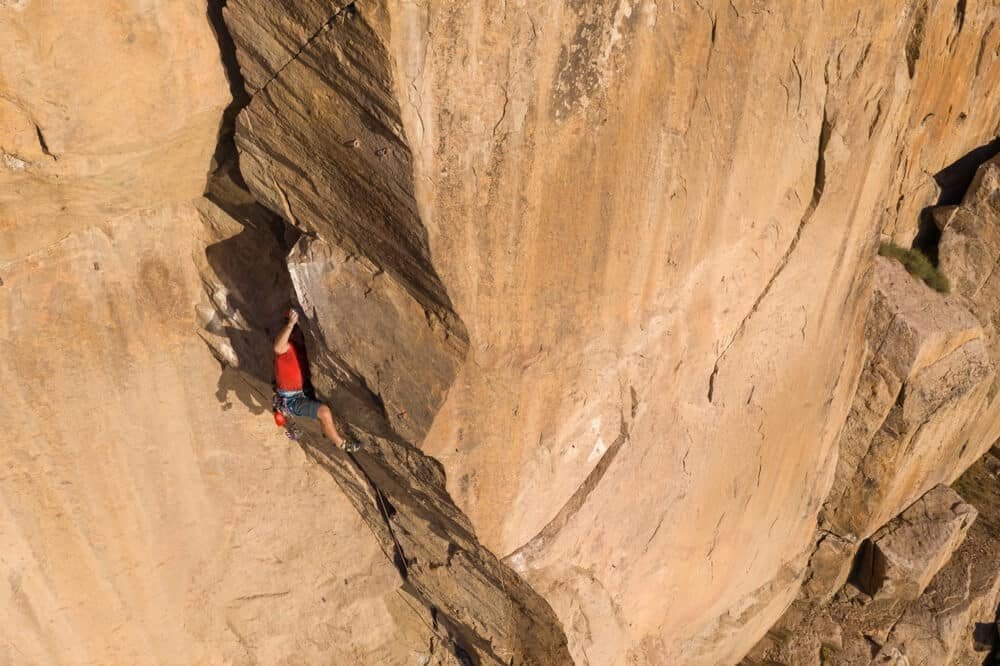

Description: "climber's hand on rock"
287 309 299 326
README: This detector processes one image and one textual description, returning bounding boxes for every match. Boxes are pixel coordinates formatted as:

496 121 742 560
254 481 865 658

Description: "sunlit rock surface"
1 0 999 663
222 0 1000 662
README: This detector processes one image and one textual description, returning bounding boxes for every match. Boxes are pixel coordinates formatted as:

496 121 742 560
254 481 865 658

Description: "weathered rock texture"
0 203 445 664
855 484 977 603
822 256 992 544
220 0 1000 663
2 0 1000 664
745 155 1000 665
0 1 230 262
744 445 1000 666
0 2 447 663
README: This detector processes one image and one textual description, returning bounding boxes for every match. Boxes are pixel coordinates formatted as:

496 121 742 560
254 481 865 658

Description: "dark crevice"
975 21 995 76
707 104 832 404
905 0 928 79
206 0 251 181
371 484 410 580
505 415 630 563
912 208 942 264
953 0 967 41
34 124 55 160
933 136 1000 206
252 1 357 98
914 136 1000 265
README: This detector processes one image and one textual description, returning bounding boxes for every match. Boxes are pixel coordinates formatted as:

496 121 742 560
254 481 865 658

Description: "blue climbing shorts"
277 390 322 420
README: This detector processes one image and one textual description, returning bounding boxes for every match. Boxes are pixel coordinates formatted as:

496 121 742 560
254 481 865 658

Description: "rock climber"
273 309 360 452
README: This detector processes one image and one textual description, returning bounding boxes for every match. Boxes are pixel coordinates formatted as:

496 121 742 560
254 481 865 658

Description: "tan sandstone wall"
2 0 999 664
0 204 432 664
222 0 1000 663
0 2 442 663
0 1 229 262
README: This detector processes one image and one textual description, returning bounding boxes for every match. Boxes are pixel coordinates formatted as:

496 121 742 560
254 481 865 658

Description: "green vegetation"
878 242 950 293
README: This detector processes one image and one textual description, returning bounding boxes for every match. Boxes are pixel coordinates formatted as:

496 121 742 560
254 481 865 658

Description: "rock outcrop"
2 0 1000 664
821 256 992 545
744 446 1000 666
0 3 447 663
745 155 1000 666
218 0 1000 663
855 484 977 603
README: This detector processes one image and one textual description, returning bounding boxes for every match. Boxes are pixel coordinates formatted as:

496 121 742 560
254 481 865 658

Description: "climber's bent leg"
316 404 346 448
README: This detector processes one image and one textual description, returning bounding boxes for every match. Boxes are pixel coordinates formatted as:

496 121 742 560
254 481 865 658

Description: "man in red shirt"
273 310 359 452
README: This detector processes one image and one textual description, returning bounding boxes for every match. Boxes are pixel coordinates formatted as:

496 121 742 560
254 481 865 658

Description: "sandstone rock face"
855 484 977 603
0 1 230 262
746 151 1000 665
743 447 1000 666
2 1 1000 665
822 257 993 543
0 4 444 662
0 202 442 664
221 0 1000 663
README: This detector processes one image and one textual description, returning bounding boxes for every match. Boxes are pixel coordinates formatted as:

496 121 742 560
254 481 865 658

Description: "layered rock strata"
219 0 1000 663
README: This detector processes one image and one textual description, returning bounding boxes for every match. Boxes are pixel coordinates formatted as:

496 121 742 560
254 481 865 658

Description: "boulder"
822 257 992 542
855 485 977 602
882 448 1000 663
800 531 858 603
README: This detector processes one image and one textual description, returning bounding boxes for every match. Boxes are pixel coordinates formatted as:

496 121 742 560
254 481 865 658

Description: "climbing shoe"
343 439 363 453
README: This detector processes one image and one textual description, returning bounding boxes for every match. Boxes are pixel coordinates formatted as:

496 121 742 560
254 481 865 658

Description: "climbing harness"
273 392 362 450
272 393 303 440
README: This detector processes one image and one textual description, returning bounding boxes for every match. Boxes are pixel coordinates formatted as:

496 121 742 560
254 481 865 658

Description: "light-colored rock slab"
823 257 992 541
0 202 441 664
0 1 230 262
856 485 977 602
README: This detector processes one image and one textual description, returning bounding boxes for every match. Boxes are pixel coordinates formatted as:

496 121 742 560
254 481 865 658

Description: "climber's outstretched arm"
272 309 298 354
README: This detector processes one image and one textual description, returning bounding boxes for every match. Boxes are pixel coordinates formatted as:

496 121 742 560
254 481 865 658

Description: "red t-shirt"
274 341 304 391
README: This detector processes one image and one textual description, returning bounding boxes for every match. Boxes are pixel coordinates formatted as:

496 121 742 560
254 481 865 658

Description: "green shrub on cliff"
878 242 950 293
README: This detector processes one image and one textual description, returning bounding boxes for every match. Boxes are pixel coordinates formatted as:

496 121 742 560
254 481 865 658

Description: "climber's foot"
342 439 362 453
